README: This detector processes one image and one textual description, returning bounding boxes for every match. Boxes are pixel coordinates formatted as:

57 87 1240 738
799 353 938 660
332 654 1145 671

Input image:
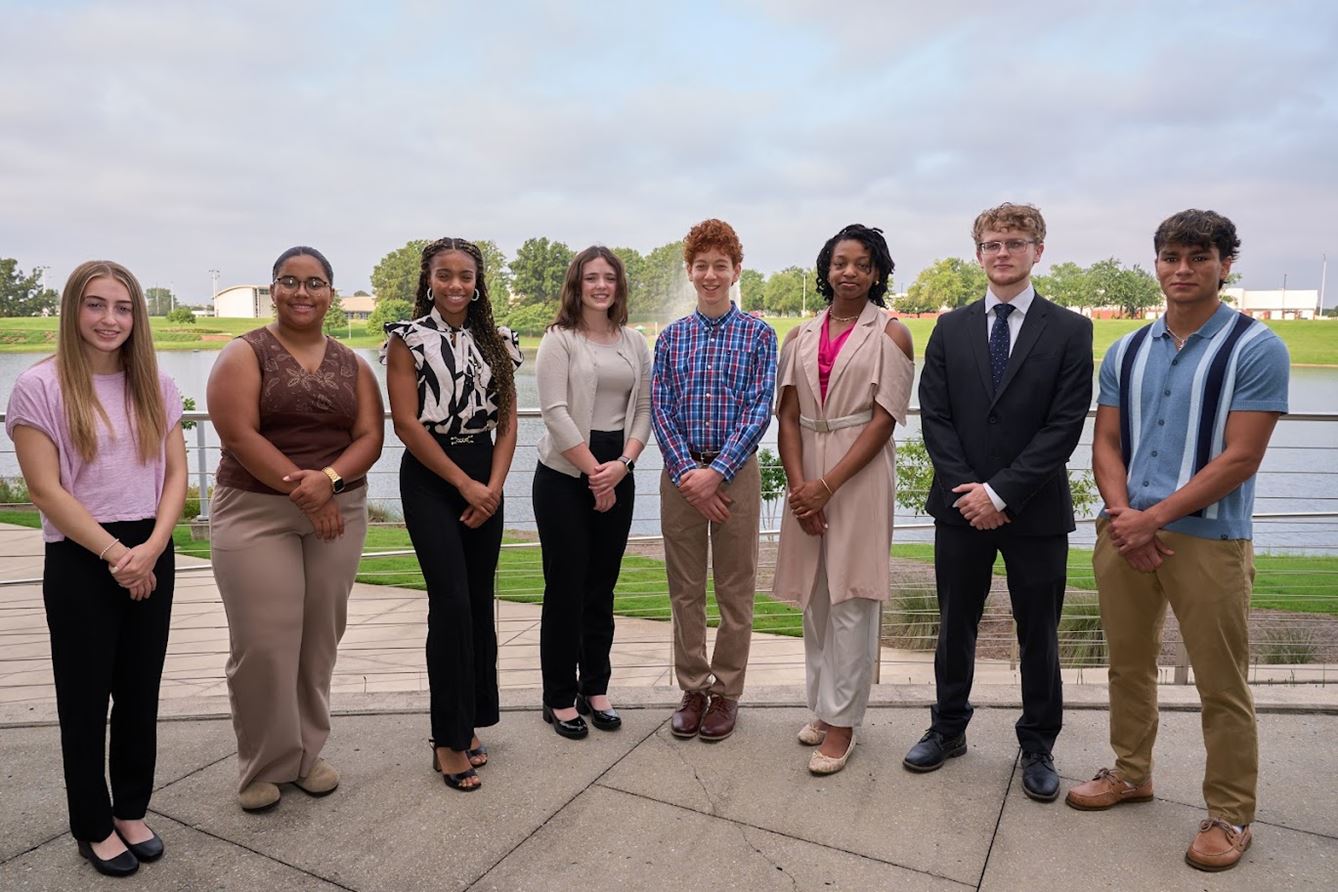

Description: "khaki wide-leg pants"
804 556 880 728
211 486 368 792
1094 520 1258 825
660 456 761 700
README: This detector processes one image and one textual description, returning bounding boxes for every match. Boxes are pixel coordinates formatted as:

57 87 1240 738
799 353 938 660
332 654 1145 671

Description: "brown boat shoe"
1186 818 1252 872
1064 767 1154 810
670 691 709 738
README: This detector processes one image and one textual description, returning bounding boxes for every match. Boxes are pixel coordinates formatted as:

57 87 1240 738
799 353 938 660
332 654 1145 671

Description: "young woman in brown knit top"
207 246 384 812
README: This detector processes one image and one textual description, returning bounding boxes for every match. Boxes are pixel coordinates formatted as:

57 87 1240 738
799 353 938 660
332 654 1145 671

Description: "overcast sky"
2 0 1335 304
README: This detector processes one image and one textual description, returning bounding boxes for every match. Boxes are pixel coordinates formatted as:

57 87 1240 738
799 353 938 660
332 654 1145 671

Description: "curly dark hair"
413 237 516 433
683 218 743 266
1154 209 1241 275
814 224 895 307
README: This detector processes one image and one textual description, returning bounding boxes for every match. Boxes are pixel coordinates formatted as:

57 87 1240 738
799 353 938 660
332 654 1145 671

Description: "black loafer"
903 729 967 772
542 704 589 739
115 827 164 862
77 839 139 877
575 694 622 731
1021 751 1060 802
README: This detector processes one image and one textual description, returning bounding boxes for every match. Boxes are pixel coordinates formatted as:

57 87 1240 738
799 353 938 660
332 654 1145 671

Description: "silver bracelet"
98 539 122 561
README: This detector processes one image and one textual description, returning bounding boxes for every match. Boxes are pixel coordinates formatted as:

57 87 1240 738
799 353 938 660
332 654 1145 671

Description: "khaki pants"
661 456 760 700
1094 521 1257 824
211 486 368 792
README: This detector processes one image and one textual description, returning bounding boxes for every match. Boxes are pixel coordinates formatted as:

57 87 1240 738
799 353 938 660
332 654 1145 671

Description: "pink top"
818 314 855 403
5 359 183 542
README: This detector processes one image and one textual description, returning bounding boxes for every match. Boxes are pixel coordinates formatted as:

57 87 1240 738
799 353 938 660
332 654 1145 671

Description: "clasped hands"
678 467 732 523
952 482 1009 530
106 541 162 601
284 468 345 540
1106 505 1175 572
587 459 629 513
788 478 830 537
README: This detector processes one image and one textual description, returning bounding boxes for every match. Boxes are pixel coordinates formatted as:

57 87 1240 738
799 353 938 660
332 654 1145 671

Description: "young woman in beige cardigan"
533 246 652 739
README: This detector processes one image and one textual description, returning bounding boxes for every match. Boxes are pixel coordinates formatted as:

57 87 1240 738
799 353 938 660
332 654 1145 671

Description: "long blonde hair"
56 261 167 462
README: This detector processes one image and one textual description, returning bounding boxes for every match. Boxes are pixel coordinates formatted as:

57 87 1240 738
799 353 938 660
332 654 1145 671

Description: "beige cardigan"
535 326 653 477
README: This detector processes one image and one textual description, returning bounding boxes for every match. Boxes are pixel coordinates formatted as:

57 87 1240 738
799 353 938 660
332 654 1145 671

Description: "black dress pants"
930 521 1067 754
534 430 635 709
400 434 503 753
43 518 174 842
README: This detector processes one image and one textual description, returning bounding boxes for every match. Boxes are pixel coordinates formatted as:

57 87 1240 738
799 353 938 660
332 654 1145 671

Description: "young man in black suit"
904 203 1093 802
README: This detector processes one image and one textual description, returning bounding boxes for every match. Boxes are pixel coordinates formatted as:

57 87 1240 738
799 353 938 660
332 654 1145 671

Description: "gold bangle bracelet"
819 478 833 497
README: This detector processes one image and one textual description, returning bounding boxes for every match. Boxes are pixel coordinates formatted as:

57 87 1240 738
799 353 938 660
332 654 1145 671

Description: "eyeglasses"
978 239 1037 255
274 275 330 293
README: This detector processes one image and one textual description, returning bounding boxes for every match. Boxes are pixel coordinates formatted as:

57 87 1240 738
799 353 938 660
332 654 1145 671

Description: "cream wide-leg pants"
804 556 881 728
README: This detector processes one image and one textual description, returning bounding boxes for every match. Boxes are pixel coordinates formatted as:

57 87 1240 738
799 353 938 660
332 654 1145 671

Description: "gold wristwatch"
322 466 346 493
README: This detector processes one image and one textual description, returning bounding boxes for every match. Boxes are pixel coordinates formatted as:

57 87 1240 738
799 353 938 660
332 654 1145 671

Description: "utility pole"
1320 254 1328 317
209 269 220 313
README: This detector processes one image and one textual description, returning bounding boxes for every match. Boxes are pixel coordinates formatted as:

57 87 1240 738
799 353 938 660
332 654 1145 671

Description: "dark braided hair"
814 224 895 307
414 237 516 434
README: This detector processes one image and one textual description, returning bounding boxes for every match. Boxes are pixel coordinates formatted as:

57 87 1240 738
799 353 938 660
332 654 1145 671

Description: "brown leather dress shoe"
1186 818 1252 871
1064 767 1153 810
671 691 709 738
699 696 738 741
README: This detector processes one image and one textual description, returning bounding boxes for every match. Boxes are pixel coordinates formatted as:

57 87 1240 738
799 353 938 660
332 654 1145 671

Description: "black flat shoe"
576 694 622 731
77 839 139 877
115 827 164 862
1021 751 1060 802
543 704 589 739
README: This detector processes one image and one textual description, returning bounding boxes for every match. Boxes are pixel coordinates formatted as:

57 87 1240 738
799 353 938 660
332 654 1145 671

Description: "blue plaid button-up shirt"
651 303 777 485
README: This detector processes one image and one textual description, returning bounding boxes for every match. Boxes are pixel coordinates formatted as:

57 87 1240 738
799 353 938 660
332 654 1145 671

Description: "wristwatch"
618 456 636 472
322 466 346 493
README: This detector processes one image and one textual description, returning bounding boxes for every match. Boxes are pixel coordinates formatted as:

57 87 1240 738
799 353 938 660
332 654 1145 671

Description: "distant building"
342 294 375 321
1223 287 1322 320
214 284 272 318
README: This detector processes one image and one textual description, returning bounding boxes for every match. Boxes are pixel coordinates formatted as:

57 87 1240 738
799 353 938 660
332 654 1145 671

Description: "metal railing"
1 408 1335 707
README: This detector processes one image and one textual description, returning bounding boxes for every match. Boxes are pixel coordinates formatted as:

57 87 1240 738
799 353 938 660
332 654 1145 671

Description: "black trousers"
400 433 502 752
43 519 174 842
533 430 635 709
930 522 1067 754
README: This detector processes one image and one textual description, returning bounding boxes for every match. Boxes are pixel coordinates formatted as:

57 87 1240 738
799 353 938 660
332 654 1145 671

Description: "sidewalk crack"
740 825 799 891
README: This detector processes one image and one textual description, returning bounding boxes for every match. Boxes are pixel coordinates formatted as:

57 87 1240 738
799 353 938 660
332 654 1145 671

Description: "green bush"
0 476 31 508
366 299 414 338
165 307 196 324
500 301 558 336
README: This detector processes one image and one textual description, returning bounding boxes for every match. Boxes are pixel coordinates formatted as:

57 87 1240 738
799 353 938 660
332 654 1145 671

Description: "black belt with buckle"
689 450 720 464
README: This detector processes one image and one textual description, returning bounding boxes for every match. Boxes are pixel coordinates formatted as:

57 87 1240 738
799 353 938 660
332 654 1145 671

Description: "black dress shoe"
542 704 589 739
1021 751 1060 802
575 693 622 731
115 827 164 862
77 839 139 877
903 729 967 772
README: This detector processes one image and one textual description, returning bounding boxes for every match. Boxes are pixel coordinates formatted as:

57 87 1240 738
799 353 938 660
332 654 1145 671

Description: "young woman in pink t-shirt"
6 261 186 878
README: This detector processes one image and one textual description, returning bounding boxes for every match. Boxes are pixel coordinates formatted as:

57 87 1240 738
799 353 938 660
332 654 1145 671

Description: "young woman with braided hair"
384 237 522 792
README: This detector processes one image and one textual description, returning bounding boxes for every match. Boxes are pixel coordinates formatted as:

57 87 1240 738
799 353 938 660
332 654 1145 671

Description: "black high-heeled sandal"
430 740 481 792
575 693 622 731
467 742 488 767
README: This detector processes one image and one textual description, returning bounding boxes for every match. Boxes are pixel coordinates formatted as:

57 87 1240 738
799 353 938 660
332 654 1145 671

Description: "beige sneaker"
1064 767 1153 810
1186 818 1252 872
239 781 281 812
294 758 340 796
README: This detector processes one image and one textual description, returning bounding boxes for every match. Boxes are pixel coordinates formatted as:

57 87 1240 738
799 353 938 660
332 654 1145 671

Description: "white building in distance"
214 284 272 318
1223 287 1322 320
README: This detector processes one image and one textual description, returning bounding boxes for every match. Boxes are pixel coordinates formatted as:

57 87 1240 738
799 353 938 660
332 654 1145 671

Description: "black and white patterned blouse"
383 308 523 435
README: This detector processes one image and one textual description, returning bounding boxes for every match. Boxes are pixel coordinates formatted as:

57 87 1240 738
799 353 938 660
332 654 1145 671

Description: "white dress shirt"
979 284 1036 513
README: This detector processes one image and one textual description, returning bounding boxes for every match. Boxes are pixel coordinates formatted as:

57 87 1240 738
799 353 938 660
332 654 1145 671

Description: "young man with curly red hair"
651 218 777 741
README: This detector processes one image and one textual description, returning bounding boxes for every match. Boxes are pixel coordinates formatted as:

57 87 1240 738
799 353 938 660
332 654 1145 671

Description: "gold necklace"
829 310 860 323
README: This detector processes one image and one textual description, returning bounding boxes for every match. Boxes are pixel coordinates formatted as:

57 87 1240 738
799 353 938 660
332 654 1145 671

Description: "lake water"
1 349 1335 552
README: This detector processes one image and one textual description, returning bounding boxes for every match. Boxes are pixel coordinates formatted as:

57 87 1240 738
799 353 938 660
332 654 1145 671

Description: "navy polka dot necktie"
989 303 1014 392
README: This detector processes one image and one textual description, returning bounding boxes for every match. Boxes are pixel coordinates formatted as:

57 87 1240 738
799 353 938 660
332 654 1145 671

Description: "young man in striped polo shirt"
652 218 777 742
1067 210 1289 872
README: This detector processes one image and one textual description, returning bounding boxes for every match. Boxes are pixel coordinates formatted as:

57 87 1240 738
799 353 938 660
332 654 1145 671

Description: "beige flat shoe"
797 720 827 746
294 758 340 796
239 781 281 812
809 732 856 775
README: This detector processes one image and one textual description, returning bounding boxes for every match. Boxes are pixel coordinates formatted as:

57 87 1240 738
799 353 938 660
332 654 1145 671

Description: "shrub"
366 299 414 338
500 301 559 336
0 476 31 508
166 307 196 324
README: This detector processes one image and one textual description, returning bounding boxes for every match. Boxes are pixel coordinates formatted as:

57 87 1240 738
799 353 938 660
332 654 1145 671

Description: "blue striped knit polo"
1097 301 1289 541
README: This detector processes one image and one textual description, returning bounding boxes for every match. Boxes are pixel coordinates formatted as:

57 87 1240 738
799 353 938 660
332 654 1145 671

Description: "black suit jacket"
918 292 1093 536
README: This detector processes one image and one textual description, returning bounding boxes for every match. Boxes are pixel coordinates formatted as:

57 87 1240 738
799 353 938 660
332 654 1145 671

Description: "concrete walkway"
3 522 1337 889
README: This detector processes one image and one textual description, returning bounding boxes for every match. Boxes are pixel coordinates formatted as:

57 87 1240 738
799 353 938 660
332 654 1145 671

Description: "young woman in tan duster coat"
773 225 914 775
